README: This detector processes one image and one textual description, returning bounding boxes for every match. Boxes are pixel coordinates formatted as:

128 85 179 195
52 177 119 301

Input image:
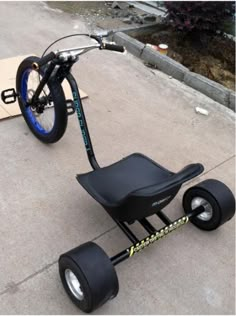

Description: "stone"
142 14 156 23
117 9 130 18
131 15 143 24
123 17 132 25
111 1 128 10
111 1 120 9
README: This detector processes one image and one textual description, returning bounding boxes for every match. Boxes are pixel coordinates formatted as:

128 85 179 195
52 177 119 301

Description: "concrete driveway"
0 2 235 315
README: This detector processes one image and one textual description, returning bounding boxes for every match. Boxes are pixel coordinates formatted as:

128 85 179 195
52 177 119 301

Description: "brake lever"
90 34 103 45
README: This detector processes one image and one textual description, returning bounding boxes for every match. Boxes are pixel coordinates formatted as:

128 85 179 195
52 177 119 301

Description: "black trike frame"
26 56 205 266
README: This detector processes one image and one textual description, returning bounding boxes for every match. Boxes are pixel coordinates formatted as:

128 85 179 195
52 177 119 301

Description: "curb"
229 92 235 111
109 23 165 39
184 72 230 106
141 46 189 81
112 28 235 112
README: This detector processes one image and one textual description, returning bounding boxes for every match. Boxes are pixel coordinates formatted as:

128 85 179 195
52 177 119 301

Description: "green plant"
165 1 235 33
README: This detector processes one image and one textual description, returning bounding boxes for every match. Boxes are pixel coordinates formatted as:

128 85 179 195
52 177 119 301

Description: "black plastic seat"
77 153 204 222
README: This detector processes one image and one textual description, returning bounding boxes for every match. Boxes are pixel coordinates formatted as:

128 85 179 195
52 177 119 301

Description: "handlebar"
89 33 125 53
32 33 125 70
102 43 125 53
89 34 124 52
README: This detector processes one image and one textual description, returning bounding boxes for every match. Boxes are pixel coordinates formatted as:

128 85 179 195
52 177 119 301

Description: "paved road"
0 2 235 315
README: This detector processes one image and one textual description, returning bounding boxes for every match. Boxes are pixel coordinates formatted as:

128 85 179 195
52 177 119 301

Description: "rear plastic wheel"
183 179 235 230
59 242 119 313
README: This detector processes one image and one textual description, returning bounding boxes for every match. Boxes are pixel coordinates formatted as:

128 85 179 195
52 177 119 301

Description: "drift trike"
1 32 235 313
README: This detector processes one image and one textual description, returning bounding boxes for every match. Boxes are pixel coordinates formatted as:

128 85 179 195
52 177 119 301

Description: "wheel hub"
65 269 84 301
27 89 52 113
191 197 213 221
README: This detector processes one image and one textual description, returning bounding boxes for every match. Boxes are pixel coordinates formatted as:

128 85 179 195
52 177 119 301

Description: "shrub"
165 1 235 33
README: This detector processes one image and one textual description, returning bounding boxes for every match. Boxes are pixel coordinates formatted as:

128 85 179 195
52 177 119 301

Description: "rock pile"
109 1 158 25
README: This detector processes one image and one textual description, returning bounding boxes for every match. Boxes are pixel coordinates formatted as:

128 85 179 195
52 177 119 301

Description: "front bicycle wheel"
16 56 68 143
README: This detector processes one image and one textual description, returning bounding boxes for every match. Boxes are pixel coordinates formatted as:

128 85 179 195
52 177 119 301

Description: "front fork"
30 61 99 170
31 61 75 115
30 61 56 105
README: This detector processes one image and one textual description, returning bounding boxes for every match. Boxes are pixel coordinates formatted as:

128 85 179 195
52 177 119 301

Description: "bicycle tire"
16 56 68 143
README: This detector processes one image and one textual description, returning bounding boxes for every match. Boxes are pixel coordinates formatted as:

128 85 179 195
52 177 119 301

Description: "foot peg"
66 99 75 116
1 88 19 104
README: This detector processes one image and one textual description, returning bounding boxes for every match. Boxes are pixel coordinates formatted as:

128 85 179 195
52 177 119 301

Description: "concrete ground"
0 2 235 315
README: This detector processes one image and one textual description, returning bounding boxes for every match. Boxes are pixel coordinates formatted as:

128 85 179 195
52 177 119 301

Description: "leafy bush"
165 1 235 33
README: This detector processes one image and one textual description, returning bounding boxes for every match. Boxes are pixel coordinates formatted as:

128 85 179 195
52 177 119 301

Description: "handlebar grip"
32 52 56 70
103 43 125 53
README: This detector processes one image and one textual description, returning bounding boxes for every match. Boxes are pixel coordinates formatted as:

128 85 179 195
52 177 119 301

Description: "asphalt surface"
0 2 235 315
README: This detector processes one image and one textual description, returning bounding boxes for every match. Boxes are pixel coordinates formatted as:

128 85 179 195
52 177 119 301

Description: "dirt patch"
135 27 235 91
46 2 235 91
47 1 114 16
47 1 152 31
